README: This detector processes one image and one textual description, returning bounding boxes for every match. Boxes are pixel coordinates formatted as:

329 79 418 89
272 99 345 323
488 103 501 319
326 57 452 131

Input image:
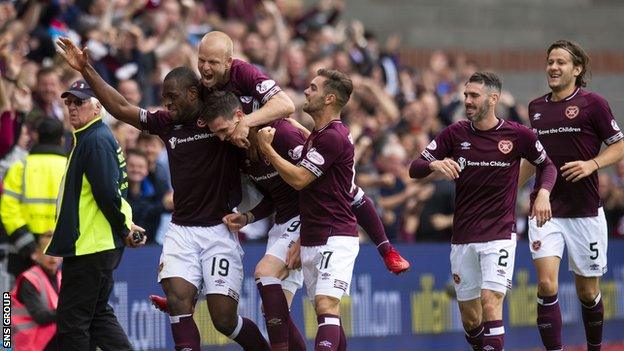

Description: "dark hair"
36 117 64 145
164 66 200 91
317 68 353 108
125 148 148 163
547 40 590 87
36 67 59 80
199 90 242 123
466 72 502 93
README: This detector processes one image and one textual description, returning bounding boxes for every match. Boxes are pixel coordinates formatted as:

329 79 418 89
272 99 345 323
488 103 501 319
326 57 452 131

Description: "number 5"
589 242 599 260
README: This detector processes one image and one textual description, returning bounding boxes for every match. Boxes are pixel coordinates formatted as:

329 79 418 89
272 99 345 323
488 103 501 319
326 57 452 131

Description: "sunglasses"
64 99 86 107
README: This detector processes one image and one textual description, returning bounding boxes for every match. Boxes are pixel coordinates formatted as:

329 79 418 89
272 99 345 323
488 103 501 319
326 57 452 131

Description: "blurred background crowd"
2 0 624 247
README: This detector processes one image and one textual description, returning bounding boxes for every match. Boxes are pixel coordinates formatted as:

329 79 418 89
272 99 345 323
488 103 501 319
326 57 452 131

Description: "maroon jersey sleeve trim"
261 85 281 104
300 159 322 177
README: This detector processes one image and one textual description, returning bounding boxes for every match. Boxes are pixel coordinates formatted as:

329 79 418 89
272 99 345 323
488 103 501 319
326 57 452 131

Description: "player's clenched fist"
429 158 461 180
257 126 276 154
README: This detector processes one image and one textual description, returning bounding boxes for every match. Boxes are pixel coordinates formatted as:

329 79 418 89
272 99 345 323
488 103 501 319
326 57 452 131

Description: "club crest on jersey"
288 145 303 160
498 140 513 154
565 105 579 119
256 79 276 94
453 274 461 284
611 120 620 131
532 240 541 251
306 148 325 165
426 140 437 150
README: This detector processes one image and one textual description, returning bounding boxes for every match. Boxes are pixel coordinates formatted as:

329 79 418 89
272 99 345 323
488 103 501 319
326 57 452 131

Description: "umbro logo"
461 141 471 150
533 113 541 120
318 340 333 347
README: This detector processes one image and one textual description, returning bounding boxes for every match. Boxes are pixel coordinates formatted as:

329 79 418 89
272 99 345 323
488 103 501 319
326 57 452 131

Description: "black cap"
61 79 96 100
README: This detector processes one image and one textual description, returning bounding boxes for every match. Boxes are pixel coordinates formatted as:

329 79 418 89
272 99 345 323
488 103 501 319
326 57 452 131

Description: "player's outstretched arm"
56 37 142 129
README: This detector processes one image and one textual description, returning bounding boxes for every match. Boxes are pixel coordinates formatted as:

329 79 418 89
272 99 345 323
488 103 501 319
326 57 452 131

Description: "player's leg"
302 236 359 351
565 209 608 351
351 186 410 274
256 255 291 351
257 216 305 350
479 235 517 351
203 223 269 350
450 242 484 350
158 224 204 350
529 217 565 351
457 298 484 351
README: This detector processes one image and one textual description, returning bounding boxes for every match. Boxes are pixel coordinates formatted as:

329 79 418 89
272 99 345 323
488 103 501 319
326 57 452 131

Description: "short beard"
467 106 488 123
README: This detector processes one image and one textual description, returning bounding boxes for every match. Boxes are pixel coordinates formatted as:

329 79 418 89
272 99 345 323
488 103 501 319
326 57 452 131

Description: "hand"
257 126 276 154
56 37 90 72
286 239 301 270
125 223 146 248
229 118 251 149
530 188 552 228
379 173 396 187
222 213 247 233
429 158 461 180
431 213 453 230
560 160 598 182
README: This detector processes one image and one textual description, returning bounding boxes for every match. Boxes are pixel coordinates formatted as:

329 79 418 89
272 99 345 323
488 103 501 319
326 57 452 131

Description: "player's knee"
165 293 194 315
254 262 274 279
537 279 558 296
212 314 238 336
460 313 481 331
481 291 504 320
576 285 600 304
314 295 340 315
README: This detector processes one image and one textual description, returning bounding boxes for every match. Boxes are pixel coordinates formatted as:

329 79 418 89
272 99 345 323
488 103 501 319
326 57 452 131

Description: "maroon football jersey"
223 59 282 114
243 119 305 223
411 119 556 244
298 120 357 246
529 88 623 218
140 109 241 226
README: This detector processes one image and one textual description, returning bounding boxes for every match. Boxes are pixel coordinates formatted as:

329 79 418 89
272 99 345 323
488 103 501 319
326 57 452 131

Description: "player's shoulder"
579 89 609 107
504 120 533 135
528 92 550 108
446 120 470 134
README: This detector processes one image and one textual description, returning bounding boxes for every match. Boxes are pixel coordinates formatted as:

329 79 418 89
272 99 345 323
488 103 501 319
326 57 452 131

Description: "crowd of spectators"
2 0 624 245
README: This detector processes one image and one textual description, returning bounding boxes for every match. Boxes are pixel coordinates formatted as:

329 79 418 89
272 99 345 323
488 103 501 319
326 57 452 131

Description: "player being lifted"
410 72 557 351
520 40 624 351
56 38 270 351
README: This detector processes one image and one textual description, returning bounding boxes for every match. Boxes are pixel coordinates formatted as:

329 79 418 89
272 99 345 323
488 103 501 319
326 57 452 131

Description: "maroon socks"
170 314 201 351
482 320 505 351
537 294 563 351
315 314 341 351
581 292 604 351
257 277 290 351
464 324 484 351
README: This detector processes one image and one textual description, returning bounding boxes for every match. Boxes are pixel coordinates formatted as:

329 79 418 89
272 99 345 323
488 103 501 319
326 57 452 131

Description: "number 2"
498 249 509 267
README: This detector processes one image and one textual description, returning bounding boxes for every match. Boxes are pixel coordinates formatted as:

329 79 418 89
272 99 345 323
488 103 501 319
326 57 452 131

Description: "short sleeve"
139 109 172 136
420 126 454 162
589 96 623 146
233 61 282 105
300 130 345 178
272 122 307 163
517 125 548 166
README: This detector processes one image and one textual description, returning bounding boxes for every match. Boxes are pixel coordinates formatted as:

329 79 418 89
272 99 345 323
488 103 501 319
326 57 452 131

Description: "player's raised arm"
56 37 142 129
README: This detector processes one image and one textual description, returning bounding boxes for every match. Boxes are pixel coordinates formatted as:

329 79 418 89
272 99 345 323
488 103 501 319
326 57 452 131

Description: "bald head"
197 31 235 89
199 31 233 60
